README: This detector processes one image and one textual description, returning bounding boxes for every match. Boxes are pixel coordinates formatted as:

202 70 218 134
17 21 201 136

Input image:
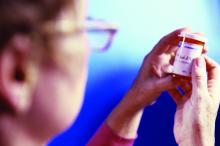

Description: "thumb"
191 57 208 93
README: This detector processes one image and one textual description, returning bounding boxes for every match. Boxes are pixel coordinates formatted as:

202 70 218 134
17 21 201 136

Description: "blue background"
48 0 220 145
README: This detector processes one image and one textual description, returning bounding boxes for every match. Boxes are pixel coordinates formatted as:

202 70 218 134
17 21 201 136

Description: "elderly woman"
0 0 219 146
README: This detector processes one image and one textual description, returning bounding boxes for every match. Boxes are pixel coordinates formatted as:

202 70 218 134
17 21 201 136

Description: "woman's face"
23 0 90 140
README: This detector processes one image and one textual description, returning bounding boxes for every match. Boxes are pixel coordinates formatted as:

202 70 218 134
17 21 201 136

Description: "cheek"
24 34 89 138
26 66 87 139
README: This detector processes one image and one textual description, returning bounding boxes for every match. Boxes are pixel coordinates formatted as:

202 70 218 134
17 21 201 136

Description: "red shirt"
87 123 135 146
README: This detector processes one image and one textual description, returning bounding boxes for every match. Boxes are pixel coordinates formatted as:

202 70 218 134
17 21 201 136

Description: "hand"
123 28 193 110
170 56 220 146
106 28 190 138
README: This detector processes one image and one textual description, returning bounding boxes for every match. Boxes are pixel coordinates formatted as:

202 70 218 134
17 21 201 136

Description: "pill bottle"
172 32 207 77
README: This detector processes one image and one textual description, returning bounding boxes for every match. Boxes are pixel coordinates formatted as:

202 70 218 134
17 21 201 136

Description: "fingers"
153 75 184 93
191 57 209 96
162 27 192 45
168 89 183 105
168 81 192 105
153 27 191 54
204 55 220 80
153 72 193 93
162 64 173 74
153 28 207 55
204 55 220 101
179 81 192 95
202 46 208 54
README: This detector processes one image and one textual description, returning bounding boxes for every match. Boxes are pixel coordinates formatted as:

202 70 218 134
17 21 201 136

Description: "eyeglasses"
41 17 118 52
86 17 118 52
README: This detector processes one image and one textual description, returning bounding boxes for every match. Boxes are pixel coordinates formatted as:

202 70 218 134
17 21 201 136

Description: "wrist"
106 95 144 139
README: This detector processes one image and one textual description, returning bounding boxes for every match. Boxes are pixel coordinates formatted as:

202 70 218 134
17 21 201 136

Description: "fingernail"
196 57 205 68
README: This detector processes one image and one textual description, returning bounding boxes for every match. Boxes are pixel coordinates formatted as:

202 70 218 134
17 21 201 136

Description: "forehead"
75 0 88 20
63 0 87 21
50 0 89 55
52 0 87 33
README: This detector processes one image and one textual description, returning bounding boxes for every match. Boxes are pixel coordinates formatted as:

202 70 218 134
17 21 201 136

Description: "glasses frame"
86 17 118 51
41 17 118 52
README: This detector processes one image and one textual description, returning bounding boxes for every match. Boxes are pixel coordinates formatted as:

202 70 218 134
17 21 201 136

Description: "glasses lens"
88 30 113 51
86 17 118 52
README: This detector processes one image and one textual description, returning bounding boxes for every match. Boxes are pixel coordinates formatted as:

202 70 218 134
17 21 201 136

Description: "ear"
0 34 33 114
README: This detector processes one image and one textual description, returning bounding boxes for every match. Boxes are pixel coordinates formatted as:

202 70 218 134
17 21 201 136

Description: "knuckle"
143 54 151 65
159 36 167 45
195 75 205 81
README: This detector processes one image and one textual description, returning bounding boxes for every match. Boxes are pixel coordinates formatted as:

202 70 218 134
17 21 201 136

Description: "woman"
0 0 219 146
